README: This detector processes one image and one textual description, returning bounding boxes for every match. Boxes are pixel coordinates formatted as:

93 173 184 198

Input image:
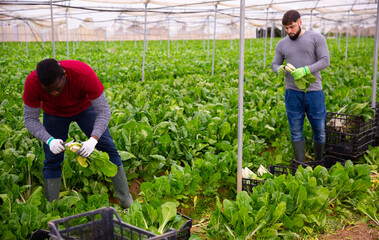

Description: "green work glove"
291 66 310 80
277 65 286 75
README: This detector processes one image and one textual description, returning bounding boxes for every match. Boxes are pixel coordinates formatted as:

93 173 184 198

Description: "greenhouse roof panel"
0 0 378 37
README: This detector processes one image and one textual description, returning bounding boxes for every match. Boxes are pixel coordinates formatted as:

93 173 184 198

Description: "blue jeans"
285 89 326 144
42 105 122 179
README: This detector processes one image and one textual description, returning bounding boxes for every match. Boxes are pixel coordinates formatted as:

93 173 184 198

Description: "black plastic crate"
242 178 265 194
48 207 178 240
292 155 346 170
30 229 49 240
325 111 376 159
175 212 192 240
267 165 296 176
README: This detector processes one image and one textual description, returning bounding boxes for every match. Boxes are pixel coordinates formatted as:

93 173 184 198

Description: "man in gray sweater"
272 10 330 162
23 58 133 208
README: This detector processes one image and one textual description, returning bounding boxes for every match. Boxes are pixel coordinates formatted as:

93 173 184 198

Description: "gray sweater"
272 30 330 92
23 92 111 144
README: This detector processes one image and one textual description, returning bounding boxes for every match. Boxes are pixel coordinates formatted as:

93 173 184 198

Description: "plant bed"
48 207 180 240
325 111 376 159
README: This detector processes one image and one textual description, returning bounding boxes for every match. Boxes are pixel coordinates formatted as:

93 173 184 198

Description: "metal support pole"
24 21 28 56
230 25 233 49
134 20 136 48
50 0 55 58
250 24 252 49
345 11 350 62
357 23 361 48
176 21 179 52
207 16 210 57
2 23 4 49
14 25 18 42
237 0 246 194
104 28 107 49
371 2 379 109
211 4 217 76
167 15 170 59
65 7 69 59
203 23 205 51
310 9 313 30
4 22 7 47
73 29 75 54
338 23 341 48
270 21 274 52
142 3 147 82
263 8 268 68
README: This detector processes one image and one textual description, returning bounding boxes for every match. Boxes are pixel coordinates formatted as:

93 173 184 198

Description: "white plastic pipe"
237 0 245 194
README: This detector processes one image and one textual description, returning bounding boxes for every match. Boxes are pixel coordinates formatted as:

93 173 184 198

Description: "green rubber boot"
292 140 305 162
111 165 134 209
314 141 325 161
44 178 61 202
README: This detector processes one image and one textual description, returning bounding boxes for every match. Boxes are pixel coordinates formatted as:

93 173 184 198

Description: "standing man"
272 10 330 162
23 58 133 208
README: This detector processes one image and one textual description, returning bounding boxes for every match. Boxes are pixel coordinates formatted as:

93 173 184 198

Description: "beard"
289 27 301 40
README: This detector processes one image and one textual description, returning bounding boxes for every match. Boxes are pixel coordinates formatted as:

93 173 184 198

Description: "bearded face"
289 26 301 40
284 20 302 41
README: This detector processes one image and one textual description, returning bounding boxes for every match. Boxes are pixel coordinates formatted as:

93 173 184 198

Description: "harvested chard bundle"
285 63 316 92
67 142 118 177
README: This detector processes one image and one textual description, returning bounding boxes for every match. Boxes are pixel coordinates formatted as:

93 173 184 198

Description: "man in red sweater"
23 58 133 208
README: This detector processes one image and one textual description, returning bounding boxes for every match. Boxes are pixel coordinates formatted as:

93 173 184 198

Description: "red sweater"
23 60 104 117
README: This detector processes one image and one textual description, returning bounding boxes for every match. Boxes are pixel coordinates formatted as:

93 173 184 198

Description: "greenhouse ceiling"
1 0 378 41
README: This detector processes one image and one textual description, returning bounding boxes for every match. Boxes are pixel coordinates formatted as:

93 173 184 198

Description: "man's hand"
47 137 65 154
77 137 98 158
291 66 310 80
277 65 286 75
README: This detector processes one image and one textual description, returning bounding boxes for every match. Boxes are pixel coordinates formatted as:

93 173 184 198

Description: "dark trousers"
42 105 121 179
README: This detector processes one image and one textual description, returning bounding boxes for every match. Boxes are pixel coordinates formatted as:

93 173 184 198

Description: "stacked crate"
325 111 376 161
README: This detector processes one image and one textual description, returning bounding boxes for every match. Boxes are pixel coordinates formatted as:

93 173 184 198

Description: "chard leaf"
315 187 329 206
118 151 136 160
219 121 231 139
157 202 177 234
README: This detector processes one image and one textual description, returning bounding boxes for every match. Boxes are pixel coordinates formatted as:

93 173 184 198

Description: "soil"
320 222 379 240
188 222 379 239
129 177 145 199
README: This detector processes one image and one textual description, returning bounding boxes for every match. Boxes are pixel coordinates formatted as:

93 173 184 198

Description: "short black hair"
282 10 301 26
36 58 64 86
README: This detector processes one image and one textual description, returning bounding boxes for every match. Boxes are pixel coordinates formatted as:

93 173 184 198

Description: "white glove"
47 137 65 154
77 137 98 158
